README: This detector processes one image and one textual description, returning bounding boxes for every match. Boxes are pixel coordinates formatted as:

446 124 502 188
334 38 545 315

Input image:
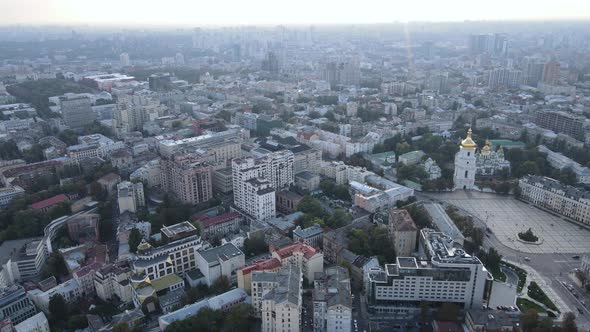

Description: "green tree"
128 228 143 253
437 303 459 321
49 294 68 320
515 161 541 178
113 322 130 332
559 168 577 186
562 312 578 332
224 304 254 331
521 309 539 332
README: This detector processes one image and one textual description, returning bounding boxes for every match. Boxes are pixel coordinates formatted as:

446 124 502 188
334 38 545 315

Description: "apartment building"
160 154 213 205
117 181 145 214
94 262 133 304
535 110 585 141
388 209 418 257
0 239 47 287
519 175 590 225
196 212 243 240
251 265 302 332
313 267 352 332
238 242 323 293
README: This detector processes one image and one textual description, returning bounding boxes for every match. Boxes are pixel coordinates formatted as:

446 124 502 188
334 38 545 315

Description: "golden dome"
482 140 491 152
460 128 477 149
137 239 152 252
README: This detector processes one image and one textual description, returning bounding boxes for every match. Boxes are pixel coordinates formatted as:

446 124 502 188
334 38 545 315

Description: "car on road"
572 255 580 259
578 307 584 314
524 257 530 261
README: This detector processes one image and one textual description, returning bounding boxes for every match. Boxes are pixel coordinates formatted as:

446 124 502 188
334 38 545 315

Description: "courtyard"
425 191 590 254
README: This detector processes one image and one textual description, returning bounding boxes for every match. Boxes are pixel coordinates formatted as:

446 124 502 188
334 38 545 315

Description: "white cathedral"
453 129 511 190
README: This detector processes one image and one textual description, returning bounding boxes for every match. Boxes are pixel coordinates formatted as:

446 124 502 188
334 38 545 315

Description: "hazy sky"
1 0 590 25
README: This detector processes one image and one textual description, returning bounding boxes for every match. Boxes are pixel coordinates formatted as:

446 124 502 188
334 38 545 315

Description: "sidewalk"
506 259 570 320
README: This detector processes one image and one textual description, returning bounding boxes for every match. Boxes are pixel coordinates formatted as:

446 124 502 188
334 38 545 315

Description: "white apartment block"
313 267 352 332
232 152 293 222
366 229 491 316
28 279 83 313
252 265 302 332
94 262 133 304
130 159 161 188
519 175 590 225
117 181 145 214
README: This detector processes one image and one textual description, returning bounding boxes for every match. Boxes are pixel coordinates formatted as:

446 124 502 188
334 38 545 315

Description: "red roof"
31 194 69 210
74 261 103 278
273 242 317 260
198 212 241 228
240 258 282 275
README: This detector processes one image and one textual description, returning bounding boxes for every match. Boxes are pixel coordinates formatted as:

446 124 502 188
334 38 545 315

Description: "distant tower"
454 128 477 190
175 53 185 65
120 53 130 67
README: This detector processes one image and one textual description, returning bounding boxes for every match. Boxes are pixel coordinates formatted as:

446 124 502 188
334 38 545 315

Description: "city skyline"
1 0 590 26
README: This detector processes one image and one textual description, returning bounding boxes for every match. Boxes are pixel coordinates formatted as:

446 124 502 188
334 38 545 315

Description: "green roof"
151 273 184 292
489 139 525 147
402 180 422 191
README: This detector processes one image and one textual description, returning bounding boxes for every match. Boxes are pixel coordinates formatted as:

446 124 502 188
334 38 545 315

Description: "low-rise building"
398 150 425 165
292 224 324 249
67 214 100 244
0 285 37 325
295 171 320 192
276 190 303 215
117 181 145 214
158 288 249 330
94 261 133 304
196 212 243 240
0 186 24 209
196 243 245 286
388 209 418 257
28 279 83 313
519 175 590 225
14 312 49 332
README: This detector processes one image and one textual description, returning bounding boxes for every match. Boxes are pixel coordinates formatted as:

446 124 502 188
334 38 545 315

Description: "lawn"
528 281 559 312
517 297 547 313
490 266 507 282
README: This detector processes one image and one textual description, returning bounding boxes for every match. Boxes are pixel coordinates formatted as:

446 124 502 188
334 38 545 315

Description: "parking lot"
426 191 590 254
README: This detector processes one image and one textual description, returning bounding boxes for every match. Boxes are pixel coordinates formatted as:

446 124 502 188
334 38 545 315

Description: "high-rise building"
453 129 477 190
322 58 360 89
313 266 352 332
160 154 213 205
119 53 130 67
522 56 545 87
366 228 491 315
542 60 560 85
262 51 280 74
60 96 94 130
175 53 185 65
535 110 585 140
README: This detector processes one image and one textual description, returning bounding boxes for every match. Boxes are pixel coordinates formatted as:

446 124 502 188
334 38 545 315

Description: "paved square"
426 191 590 254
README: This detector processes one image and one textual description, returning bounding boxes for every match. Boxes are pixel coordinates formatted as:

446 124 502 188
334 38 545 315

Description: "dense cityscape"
0 17 589 332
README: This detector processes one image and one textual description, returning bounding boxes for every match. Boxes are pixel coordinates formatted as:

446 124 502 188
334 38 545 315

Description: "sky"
1 0 590 26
